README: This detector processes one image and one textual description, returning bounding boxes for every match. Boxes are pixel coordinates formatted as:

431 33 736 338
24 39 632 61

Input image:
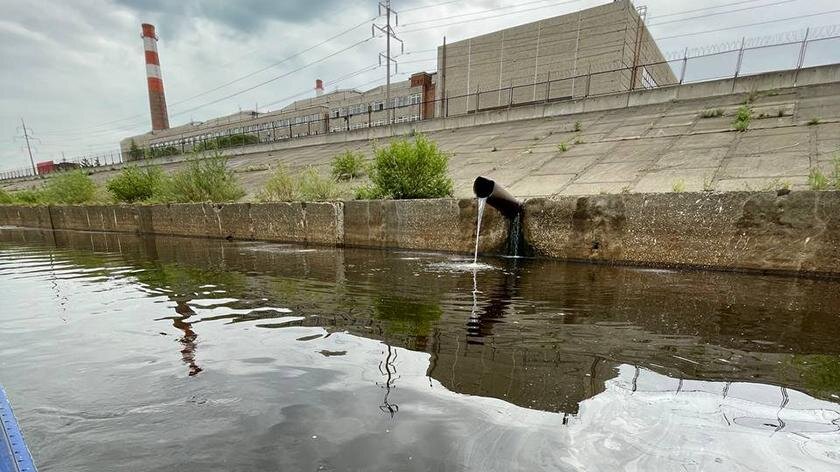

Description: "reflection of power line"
377 343 400 418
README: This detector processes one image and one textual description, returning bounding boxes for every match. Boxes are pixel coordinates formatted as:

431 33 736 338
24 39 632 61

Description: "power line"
657 9 840 40
648 0 797 27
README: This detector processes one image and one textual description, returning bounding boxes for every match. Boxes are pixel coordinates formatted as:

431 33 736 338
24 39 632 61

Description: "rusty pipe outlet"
473 176 521 219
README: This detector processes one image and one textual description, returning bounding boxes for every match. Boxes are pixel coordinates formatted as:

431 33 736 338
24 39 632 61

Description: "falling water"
508 212 522 258
474 197 487 264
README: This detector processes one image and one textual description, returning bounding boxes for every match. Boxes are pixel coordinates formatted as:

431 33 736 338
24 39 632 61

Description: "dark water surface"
1 228 839 471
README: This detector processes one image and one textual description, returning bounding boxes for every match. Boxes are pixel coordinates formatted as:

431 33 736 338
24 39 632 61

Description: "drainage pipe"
472 176 521 219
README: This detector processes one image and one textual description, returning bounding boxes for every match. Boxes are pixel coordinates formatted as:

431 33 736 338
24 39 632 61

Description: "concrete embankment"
1 190 839 276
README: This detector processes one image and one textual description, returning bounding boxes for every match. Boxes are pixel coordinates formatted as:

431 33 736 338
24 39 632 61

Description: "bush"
362 134 453 199
42 170 97 204
259 166 340 202
106 165 164 203
258 165 298 202
331 151 366 181
0 188 13 204
9 189 44 204
298 167 340 201
193 134 259 152
160 153 245 202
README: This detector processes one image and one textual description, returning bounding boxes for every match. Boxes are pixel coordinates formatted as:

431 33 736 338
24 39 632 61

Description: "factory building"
121 1 671 161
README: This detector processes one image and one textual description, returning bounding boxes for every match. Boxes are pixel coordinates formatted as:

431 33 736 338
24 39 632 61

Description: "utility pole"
373 1 403 125
20 118 37 176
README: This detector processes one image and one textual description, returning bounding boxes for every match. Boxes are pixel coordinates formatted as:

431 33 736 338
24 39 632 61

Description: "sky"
1 0 839 172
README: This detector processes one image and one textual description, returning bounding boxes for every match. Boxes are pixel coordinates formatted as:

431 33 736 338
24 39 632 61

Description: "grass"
258 166 341 202
106 165 165 203
672 179 686 193
0 188 12 204
331 151 366 181
808 168 829 190
158 153 245 203
557 142 568 152
833 154 840 190
357 134 453 200
699 108 724 118
732 105 752 132
573 121 582 132
573 136 584 145
807 117 821 126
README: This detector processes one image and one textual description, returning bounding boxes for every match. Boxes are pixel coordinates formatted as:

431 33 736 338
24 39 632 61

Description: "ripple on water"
427 261 497 272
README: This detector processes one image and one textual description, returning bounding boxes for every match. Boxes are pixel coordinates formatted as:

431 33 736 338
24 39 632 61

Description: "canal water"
0 227 839 471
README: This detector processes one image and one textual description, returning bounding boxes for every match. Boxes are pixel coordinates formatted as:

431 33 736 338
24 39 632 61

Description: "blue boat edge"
0 386 37 472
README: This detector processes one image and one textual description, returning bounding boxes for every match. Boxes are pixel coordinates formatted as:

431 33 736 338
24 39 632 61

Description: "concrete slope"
5 77 840 200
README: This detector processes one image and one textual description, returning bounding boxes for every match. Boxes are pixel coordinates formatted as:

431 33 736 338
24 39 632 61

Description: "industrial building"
121 0 671 161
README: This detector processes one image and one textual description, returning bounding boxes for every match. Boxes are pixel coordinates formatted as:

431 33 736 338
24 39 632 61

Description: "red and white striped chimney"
315 79 324 97
141 23 170 130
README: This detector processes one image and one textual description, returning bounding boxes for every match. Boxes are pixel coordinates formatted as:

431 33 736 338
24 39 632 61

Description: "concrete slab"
508 174 576 197
605 122 654 139
632 168 714 193
691 116 734 133
535 154 602 174
576 161 652 183
715 176 808 192
719 152 810 178
558 181 632 195
600 138 675 163
652 147 728 170
734 130 809 156
673 132 737 149
644 125 693 138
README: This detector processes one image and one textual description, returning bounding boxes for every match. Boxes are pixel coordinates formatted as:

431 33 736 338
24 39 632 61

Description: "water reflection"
1 227 839 470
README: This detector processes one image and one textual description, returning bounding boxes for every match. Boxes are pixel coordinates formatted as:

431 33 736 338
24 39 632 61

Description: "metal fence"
2 27 839 183
0 150 123 182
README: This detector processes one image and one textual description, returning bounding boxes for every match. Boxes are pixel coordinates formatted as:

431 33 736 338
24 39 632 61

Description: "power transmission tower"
373 1 403 125
17 118 38 176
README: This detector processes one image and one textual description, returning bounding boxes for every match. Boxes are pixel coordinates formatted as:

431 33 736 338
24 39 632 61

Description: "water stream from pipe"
474 198 487 264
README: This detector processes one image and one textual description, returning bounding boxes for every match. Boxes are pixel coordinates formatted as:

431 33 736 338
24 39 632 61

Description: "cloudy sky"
1 0 839 171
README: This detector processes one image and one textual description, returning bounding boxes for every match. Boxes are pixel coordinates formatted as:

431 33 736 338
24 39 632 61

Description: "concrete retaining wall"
0 199 509 256
2 190 840 275
523 191 840 276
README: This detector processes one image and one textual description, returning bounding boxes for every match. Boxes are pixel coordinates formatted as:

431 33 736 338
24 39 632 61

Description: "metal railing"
2 28 839 183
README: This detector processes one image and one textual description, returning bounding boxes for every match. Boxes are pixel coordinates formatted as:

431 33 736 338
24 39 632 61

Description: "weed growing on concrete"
760 178 791 191
808 168 829 190
574 121 582 132
672 179 686 193
361 134 453 199
106 165 165 203
574 136 585 145
703 176 715 192
558 142 568 152
733 105 752 132
331 151 366 181
699 108 724 118
807 117 821 126
160 152 245 203
299 167 341 201
832 154 840 190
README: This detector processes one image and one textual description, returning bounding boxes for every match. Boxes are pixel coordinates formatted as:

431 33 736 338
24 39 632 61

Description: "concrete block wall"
523 191 840 276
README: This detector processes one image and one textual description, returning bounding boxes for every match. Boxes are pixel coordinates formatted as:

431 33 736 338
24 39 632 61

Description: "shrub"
0 188 13 204
733 105 752 132
258 165 298 201
298 167 340 201
808 168 829 190
363 134 453 199
354 184 387 200
10 189 44 204
160 153 245 202
42 170 97 204
331 151 366 181
106 165 164 203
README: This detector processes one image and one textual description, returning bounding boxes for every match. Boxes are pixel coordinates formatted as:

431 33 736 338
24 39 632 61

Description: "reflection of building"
120 1 672 161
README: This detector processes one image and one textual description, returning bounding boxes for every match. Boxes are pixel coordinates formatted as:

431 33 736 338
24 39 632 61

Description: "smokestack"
141 23 170 130
315 79 324 97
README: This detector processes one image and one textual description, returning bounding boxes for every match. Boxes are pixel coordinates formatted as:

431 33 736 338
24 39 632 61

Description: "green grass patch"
808 168 829 190
259 166 340 202
671 179 686 193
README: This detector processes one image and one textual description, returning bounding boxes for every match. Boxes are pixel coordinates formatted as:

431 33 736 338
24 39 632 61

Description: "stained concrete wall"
0 200 509 256
523 191 840 276
2 190 840 276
